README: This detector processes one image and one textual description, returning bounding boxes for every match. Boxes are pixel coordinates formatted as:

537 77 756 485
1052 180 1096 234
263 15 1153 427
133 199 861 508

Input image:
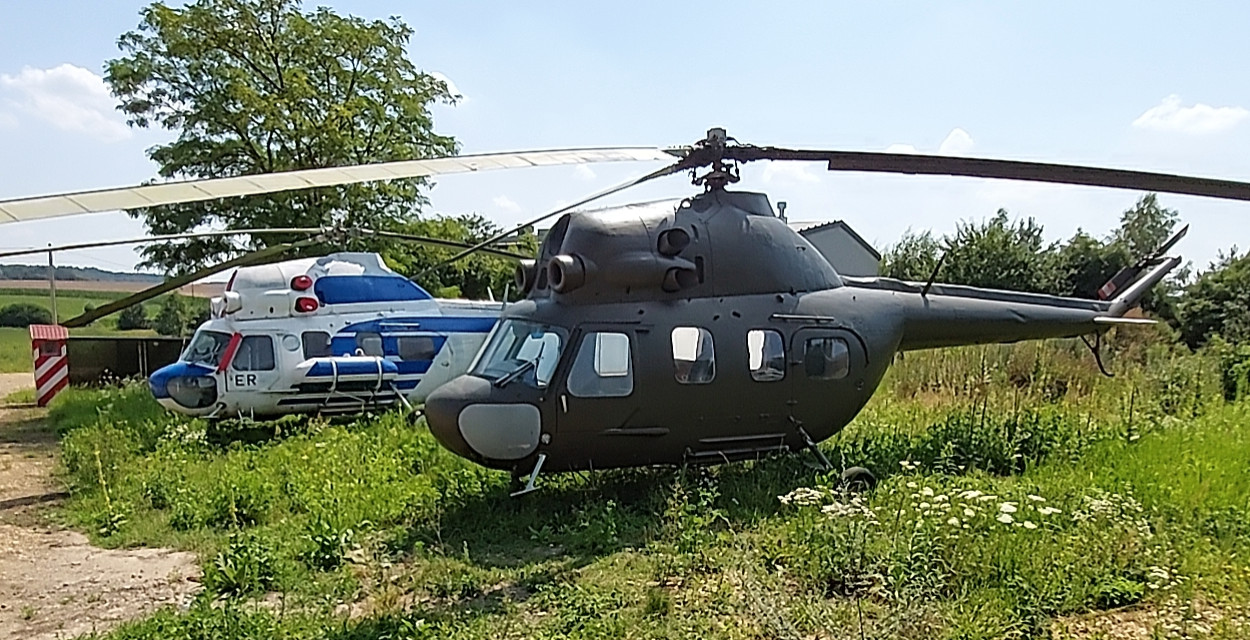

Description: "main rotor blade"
0 147 674 225
0 227 319 260
416 161 685 277
364 230 528 260
61 240 313 328
729 147 1250 202
0 227 528 261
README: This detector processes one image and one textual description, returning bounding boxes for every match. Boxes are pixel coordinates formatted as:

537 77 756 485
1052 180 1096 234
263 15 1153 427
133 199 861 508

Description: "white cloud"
0 111 16 129
884 143 920 154
428 71 465 102
574 164 596 181
937 128 975 155
1132 94 1249 134
761 161 819 184
492 195 522 213
0 64 130 142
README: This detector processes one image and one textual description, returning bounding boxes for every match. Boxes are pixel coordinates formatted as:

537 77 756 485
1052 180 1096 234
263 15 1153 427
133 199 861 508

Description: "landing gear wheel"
840 466 877 492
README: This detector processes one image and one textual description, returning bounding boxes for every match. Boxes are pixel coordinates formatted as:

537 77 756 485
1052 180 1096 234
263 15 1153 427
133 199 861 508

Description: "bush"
117 304 150 330
153 294 189 336
203 532 278 597
0 303 52 327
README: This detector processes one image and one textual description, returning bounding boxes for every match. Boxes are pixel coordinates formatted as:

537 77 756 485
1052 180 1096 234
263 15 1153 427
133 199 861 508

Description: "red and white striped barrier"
29 324 69 407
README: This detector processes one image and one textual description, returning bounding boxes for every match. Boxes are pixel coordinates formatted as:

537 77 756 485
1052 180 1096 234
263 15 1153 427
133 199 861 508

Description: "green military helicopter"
5 129 1245 494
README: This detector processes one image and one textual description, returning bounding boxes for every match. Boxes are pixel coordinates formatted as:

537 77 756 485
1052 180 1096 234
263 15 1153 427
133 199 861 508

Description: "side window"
398 336 438 361
748 329 785 382
356 332 384 357
568 332 633 398
804 337 849 380
672 327 715 384
302 331 332 359
233 335 275 371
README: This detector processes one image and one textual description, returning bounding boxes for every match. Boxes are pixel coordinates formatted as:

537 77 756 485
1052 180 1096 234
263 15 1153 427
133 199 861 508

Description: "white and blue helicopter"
148 251 503 418
0 147 676 418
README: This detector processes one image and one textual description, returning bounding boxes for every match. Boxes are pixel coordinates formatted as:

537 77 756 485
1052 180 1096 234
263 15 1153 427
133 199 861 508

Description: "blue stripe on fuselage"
306 359 400 378
314 275 432 304
340 317 497 334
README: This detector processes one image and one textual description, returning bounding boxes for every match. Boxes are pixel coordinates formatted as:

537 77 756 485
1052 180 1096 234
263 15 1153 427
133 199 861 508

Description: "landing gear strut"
795 423 834 472
510 453 547 497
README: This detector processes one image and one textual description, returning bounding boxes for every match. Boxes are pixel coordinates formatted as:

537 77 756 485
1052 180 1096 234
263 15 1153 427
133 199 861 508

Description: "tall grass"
57 332 1250 640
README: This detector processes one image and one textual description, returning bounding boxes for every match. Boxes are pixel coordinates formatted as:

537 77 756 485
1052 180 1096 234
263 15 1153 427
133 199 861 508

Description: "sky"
3 1 1250 275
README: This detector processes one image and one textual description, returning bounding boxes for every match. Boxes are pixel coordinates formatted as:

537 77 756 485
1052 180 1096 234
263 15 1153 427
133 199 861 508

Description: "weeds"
57 337 1250 639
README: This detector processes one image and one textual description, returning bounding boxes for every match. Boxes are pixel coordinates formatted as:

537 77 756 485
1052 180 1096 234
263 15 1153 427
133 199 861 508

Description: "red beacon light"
295 297 319 313
291 275 313 291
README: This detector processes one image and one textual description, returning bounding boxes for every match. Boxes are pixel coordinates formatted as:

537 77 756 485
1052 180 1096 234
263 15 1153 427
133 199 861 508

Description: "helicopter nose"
425 375 542 466
149 362 218 413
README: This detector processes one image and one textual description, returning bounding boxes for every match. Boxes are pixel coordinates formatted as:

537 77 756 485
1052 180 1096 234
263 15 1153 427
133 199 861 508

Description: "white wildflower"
1027 494 1045 502
999 502 1018 514
920 487 934 497
959 489 982 500
1022 521 1037 530
946 517 960 526
963 507 976 517
906 481 918 489
1037 506 1061 516
996 513 1014 524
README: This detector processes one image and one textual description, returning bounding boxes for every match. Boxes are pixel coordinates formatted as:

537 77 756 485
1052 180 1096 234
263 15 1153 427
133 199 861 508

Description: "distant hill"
0 264 162 283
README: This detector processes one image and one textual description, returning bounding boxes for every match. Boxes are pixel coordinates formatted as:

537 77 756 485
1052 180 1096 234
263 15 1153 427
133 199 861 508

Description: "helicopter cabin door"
556 324 644 468
224 334 282 397
787 327 866 439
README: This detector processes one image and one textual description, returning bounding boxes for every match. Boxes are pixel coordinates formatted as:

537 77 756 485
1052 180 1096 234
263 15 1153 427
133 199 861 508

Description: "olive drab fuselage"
425 188 1172 474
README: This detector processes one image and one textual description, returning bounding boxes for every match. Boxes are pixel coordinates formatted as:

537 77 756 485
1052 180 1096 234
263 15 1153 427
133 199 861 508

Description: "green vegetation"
49 331 1248 639
107 0 458 274
0 290 209 372
0 302 53 327
0 328 31 373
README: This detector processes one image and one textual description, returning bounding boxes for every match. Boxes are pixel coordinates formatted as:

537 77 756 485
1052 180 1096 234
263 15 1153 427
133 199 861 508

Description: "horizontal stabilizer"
1093 316 1157 325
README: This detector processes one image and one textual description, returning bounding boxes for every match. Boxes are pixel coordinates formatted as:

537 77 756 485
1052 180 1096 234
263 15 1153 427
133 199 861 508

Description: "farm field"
0 280 221 297
34 333 1250 639
0 288 207 373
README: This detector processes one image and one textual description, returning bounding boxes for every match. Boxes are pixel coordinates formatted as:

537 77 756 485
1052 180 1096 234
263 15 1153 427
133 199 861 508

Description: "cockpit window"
182 330 232 368
470 320 566 388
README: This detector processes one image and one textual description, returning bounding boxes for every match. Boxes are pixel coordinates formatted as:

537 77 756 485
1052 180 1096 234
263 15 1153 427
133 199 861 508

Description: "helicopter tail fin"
1105 255 1181 317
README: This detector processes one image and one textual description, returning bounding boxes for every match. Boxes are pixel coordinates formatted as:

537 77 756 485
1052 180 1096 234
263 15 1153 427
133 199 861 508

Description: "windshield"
470 320 566 388
182 330 232 368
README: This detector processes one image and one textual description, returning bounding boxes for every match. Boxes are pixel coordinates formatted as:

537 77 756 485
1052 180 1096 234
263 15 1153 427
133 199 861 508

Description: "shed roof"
795 220 882 261
29 324 69 341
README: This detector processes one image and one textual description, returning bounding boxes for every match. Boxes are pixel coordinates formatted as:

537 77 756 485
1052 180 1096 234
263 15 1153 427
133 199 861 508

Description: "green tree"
1047 230 1131 298
116 304 150 331
938 210 1056 293
879 229 942 281
153 294 190 336
1175 249 1250 349
1115 194 1179 259
383 214 537 300
106 0 458 274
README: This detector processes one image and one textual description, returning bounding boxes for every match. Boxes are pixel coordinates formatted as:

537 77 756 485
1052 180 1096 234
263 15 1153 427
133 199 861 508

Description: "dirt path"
0 374 201 640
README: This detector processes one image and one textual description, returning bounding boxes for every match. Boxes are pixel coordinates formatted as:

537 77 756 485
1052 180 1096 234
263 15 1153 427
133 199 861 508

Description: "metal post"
47 246 57 324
